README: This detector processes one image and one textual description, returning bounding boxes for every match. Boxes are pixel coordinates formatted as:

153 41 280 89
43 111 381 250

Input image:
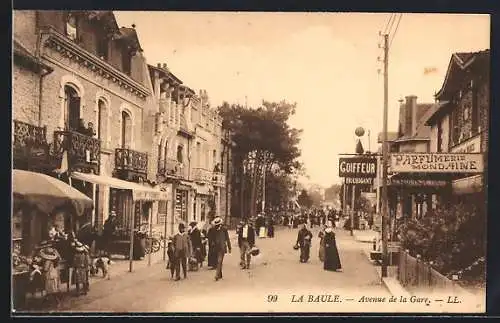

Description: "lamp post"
351 126 365 236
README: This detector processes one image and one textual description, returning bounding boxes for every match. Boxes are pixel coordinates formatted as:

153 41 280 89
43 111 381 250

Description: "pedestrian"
166 238 175 279
318 224 326 262
322 221 342 272
267 217 275 238
188 221 203 268
212 217 232 281
295 223 313 263
72 241 90 295
255 213 265 238
172 223 192 281
39 246 62 305
237 219 256 269
206 222 217 269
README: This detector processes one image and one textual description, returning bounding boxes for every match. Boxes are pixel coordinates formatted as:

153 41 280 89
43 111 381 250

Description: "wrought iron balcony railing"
13 120 52 165
115 148 148 175
53 130 100 174
157 158 188 179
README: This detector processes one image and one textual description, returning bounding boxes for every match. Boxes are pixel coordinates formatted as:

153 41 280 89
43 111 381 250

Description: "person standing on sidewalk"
172 223 192 281
322 221 342 272
212 217 231 281
188 222 203 268
237 219 255 269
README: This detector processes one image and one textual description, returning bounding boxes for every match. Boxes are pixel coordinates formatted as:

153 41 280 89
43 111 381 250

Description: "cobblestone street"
36 226 393 313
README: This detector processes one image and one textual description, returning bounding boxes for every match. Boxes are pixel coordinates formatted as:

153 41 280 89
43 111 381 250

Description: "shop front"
194 183 214 228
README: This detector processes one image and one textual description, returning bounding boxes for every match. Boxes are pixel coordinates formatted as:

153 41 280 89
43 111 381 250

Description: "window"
66 13 78 41
437 121 443 152
212 150 217 169
97 99 107 142
64 85 80 131
122 50 132 75
157 201 167 224
157 144 162 170
121 111 132 148
96 34 109 60
177 145 183 163
163 143 168 169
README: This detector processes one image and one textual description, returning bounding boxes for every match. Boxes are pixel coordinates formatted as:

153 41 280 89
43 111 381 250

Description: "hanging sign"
338 157 377 178
390 153 484 173
344 177 374 185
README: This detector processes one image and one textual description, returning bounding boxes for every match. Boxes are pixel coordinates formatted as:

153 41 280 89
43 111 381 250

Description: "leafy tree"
325 184 341 202
218 100 302 219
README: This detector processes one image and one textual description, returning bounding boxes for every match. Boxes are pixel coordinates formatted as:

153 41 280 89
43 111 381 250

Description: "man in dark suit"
188 222 203 268
172 223 192 281
237 219 256 269
212 217 231 281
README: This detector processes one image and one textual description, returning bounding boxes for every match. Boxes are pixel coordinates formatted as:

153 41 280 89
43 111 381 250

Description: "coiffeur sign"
339 157 377 179
390 153 484 173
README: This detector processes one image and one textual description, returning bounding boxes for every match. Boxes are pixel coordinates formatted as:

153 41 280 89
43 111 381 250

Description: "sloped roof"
13 38 53 73
435 49 490 100
116 26 143 52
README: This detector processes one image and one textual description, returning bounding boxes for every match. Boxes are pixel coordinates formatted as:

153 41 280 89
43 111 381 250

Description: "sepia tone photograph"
11 10 489 314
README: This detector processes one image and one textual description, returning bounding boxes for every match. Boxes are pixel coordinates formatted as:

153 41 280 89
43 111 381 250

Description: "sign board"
387 179 448 187
390 153 484 173
344 177 373 185
339 156 377 178
451 135 481 153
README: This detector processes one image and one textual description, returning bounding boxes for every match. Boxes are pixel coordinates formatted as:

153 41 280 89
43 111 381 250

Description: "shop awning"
452 174 483 195
71 172 168 201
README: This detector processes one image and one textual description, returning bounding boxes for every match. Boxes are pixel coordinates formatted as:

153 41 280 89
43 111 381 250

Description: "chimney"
398 98 405 137
157 63 161 68
162 63 167 70
405 95 417 137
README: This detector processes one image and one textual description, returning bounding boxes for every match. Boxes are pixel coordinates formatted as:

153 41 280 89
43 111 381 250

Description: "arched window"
64 85 80 131
121 111 132 148
97 99 107 141
177 145 183 163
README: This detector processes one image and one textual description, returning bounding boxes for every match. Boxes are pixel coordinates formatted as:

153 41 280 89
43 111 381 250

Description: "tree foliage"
218 100 302 218
297 189 313 209
325 184 341 201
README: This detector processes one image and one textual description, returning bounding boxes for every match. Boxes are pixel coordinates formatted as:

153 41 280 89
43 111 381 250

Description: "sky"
114 12 490 187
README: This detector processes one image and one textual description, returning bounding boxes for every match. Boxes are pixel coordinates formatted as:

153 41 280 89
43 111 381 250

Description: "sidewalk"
352 229 379 243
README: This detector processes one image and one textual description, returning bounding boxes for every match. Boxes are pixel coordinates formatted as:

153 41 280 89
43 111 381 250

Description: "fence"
397 248 463 293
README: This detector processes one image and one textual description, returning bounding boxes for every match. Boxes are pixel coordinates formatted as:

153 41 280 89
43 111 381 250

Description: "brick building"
12 10 166 251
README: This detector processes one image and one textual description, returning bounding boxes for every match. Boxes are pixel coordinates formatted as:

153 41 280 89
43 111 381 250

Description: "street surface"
30 226 482 313
43 226 393 313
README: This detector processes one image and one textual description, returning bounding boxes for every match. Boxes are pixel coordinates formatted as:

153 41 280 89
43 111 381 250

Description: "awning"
71 172 168 201
195 184 213 195
452 174 483 195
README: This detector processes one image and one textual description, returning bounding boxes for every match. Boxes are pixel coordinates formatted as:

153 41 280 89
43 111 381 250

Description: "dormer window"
122 50 132 75
96 34 109 60
66 13 78 41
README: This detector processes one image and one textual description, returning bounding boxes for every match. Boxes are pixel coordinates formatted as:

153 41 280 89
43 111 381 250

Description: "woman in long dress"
322 222 342 272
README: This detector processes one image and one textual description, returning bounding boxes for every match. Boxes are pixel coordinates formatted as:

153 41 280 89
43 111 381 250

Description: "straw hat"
38 246 60 261
212 217 223 226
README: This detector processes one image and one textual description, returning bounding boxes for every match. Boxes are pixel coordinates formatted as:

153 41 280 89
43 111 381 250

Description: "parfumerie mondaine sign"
338 157 377 178
390 153 484 173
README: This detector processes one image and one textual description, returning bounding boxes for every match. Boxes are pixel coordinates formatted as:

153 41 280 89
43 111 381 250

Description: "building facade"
13 10 165 248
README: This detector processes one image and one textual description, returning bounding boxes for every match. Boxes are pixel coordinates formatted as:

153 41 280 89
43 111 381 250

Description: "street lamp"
350 127 365 236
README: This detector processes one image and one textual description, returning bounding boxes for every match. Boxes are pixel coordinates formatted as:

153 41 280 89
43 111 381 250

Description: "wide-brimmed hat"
212 217 223 226
39 247 60 261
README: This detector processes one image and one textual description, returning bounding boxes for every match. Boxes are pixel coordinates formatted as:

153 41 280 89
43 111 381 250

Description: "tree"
297 189 312 209
218 100 302 219
325 184 341 202
308 190 324 207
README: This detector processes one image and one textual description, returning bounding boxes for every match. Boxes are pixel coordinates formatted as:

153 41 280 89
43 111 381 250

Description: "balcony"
157 158 188 179
13 120 55 169
213 172 226 187
114 148 148 180
192 168 212 183
53 130 100 174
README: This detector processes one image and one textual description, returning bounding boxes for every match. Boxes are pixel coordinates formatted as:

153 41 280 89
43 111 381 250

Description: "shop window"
158 201 167 224
66 13 78 41
64 85 81 131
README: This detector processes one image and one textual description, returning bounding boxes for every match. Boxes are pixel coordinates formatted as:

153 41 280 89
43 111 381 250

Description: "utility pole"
381 33 389 278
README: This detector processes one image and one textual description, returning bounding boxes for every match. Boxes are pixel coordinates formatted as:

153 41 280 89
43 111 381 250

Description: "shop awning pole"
163 201 168 261
129 199 135 273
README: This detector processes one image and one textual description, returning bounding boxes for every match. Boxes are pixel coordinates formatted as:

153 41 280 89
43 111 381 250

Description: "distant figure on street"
295 223 313 263
322 221 342 272
255 213 266 238
172 223 192 281
212 217 232 281
237 219 256 269
267 217 275 238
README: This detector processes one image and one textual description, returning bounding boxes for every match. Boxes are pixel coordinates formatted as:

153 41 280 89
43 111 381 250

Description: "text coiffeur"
338 157 377 178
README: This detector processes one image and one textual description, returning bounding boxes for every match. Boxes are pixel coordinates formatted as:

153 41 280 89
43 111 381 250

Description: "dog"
90 256 112 280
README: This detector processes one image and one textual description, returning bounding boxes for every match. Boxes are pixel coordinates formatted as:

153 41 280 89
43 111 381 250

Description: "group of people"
295 220 342 272
167 217 232 282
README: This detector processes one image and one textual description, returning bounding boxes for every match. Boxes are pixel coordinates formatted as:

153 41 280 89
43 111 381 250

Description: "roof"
425 101 452 126
377 132 399 143
148 64 183 85
13 39 53 73
116 26 143 52
435 49 490 101
86 11 119 34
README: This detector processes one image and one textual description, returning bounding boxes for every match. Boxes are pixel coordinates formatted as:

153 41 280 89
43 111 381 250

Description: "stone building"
12 10 166 246
148 63 229 236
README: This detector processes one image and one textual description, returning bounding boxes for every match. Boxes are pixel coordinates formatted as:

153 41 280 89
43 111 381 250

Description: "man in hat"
103 211 117 253
172 223 192 281
212 217 231 281
237 218 255 269
188 221 203 268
